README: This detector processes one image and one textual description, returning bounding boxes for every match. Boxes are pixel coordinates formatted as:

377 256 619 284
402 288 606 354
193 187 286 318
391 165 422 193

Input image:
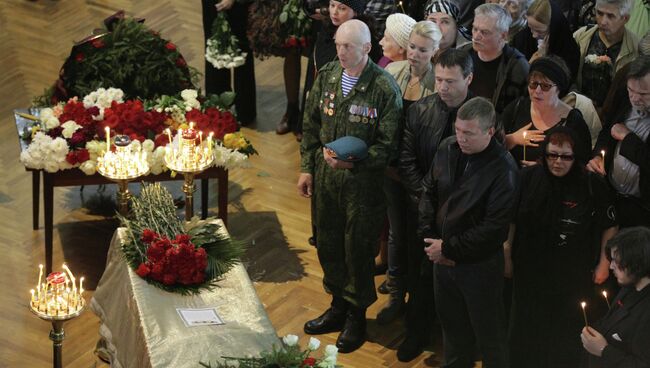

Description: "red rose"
162 273 176 285
65 151 78 165
288 37 298 47
75 52 85 62
165 42 176 51
176 57 187 67
174 234 192 245
141 229 157 243
75 149 90 163
92 39 105 48
300 37 307 48
302 357 316 366
136 263 151 277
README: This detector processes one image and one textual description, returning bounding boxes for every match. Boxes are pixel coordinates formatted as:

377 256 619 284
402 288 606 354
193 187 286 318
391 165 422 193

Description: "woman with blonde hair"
512 0 580 81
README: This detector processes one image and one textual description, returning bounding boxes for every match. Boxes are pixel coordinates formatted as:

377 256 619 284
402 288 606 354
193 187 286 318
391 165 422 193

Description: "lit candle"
522 131 527 162
105 127 111 152
601 150 606 163
199 131 203 146
208 132 214 156
602 290 611 310
30 289 35 305
37 264 43 301
79 276 84 294
166 128 172 145
398 0 405 13
189 121 194 130
580 301 589 327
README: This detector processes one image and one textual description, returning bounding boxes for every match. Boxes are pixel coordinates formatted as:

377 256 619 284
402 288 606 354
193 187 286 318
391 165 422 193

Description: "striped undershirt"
341 71 359 97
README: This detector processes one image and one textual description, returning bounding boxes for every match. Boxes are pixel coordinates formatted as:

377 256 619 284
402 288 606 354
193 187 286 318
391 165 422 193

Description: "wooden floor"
0 1 452 367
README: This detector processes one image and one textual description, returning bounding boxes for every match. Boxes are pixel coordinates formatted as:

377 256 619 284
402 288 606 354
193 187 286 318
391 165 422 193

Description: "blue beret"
325 136 368 162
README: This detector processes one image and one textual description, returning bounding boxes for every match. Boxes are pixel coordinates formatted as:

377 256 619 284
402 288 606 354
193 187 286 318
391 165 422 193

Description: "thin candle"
79 277 84 294
37 264 43 298
398 0 405 13
601 150 606 163
166 128 173 144
602 290 611 310
581 301 589 327
523 131 527 162
30 289 35 305
199 131 203 146
105 127 111 152
208 132 214 156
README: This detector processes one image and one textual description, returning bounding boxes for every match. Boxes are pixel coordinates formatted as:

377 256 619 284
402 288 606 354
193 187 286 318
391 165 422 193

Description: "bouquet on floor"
119 183 245 294
200 334 342 368
205 11 248 69
20 87 257 175
247 0 312 59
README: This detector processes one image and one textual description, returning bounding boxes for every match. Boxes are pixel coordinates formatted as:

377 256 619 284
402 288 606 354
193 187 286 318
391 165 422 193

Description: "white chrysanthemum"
282 334 299 347
40 108 61 130
79 160 97 175
50 137 70 157
308 337 320 350
149 146 167 175
44 161 59 173
61 120 82 139
85 140 104 161
181 89 198 101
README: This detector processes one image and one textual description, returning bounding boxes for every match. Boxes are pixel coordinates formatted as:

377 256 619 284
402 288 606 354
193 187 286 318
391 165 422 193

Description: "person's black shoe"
397 334 424 362
377 279 389 294
304 307 347 335
308 236 316 246
276 114 291 135
336 309 366 353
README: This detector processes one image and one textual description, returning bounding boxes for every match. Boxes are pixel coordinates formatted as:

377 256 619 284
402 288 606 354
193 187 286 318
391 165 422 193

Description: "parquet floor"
0 1 453 367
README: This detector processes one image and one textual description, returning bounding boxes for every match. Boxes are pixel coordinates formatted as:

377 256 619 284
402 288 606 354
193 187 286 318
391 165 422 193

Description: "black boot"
397 333 425 362
376 273 405 325
304 296 348 335
336 307 366 353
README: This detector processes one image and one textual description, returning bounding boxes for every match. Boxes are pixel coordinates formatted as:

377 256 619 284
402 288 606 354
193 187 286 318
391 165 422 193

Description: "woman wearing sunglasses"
507 127 619 368
501 55 592 166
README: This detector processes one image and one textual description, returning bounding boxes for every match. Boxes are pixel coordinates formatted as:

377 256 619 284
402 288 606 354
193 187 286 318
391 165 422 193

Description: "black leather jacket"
418 136 519 263
398 93 471 210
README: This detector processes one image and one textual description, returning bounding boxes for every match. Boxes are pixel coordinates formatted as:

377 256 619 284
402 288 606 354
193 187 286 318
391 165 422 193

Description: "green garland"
118 183 245 295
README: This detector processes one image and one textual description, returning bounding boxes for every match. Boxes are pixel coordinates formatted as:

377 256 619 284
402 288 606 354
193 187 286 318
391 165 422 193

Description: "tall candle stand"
164 126 214 220
29 264 85 368
96 133 150 215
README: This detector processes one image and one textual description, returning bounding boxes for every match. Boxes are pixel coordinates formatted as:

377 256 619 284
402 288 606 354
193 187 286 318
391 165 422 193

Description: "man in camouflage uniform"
297 19 402 353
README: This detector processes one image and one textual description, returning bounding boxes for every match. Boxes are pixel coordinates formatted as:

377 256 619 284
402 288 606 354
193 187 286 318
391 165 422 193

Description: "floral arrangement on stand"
205 11 247 69
119 183 245 294
201 334 342 368
20 87 256 175
34 12 199 105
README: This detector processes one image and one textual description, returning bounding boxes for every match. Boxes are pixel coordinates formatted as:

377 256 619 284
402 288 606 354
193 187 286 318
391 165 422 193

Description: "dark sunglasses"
528 81 556 91
545 152 575 161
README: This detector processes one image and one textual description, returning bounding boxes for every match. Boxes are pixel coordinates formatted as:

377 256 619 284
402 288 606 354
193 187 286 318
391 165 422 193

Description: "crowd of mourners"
205 0 650 366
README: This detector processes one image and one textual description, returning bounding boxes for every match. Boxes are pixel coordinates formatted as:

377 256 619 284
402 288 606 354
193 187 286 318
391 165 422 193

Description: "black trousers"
201 0 256 123
434 251 509 368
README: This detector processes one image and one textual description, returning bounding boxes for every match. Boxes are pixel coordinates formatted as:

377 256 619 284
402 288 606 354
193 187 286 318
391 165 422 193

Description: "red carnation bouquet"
119 183 244 294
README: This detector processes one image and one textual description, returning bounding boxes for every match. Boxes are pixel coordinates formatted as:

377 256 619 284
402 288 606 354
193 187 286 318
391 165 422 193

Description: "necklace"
407 77 420 89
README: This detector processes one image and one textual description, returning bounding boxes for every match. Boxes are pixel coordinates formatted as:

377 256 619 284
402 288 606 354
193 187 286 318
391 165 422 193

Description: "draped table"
90 221 279 368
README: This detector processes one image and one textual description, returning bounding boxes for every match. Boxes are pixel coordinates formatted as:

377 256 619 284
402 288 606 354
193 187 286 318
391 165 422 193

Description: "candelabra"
164 125 214 220
96 130 149 215
29 264 85 368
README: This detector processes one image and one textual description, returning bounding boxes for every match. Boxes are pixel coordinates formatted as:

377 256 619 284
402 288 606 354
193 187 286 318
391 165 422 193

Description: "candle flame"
581 301 586 308
602 291 607 298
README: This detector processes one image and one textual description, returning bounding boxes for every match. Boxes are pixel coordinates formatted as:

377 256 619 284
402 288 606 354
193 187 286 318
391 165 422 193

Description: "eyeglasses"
545 152 575 161
528 81 556 91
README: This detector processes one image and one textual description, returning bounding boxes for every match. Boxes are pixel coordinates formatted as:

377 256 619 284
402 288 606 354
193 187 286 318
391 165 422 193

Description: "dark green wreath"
36 11 200 106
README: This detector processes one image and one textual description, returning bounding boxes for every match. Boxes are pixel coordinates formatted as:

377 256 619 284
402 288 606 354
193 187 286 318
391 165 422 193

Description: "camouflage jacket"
300 59 403 175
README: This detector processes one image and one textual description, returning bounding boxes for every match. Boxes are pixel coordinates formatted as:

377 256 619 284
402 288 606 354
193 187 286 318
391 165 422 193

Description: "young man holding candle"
587 55 650 228
581 226 650 367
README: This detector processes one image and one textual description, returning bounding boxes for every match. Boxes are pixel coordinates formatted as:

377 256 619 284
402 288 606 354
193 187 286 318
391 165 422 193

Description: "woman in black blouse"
501 55 592 167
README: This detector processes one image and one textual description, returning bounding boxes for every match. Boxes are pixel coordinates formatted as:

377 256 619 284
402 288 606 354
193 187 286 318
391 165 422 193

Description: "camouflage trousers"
314 155 386 308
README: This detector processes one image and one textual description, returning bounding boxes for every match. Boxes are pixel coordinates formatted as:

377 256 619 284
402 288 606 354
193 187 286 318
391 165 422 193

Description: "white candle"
581 301 589 327
105 127 111 152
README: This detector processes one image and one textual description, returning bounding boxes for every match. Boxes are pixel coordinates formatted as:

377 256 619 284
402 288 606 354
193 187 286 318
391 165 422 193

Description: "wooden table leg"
201 178 208 220
32 171 40 230
44 172 54 274
218 170 228 226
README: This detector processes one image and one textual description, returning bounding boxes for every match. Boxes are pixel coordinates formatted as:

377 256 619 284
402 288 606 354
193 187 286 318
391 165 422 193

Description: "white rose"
181 89 198 101
282 334 299 347
308 337 320 350
79 160 96 175
324 344 338 357
61 120 82 139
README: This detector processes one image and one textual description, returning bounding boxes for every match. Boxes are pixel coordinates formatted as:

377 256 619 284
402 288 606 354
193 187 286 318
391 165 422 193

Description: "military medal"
327 108 334 116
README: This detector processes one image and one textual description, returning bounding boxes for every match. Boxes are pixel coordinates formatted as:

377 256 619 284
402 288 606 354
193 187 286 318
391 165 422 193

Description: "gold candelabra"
96 129 149 215
164 124 214 221
29 264 85 368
